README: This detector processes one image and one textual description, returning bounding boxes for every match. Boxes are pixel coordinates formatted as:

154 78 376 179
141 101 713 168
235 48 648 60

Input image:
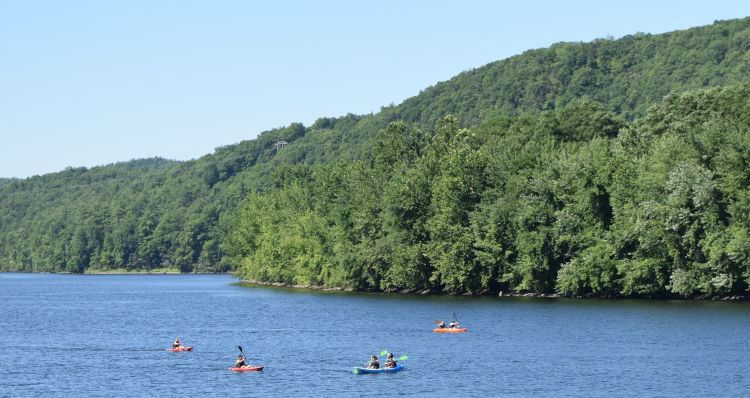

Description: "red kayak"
229 366 264 372
168 346 193 351
433 328 467 333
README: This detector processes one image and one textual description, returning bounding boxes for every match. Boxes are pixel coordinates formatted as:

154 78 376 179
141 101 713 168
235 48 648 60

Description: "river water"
1 273 748 397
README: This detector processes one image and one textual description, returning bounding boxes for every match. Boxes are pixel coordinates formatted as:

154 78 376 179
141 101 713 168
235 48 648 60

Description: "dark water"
1 274 749 397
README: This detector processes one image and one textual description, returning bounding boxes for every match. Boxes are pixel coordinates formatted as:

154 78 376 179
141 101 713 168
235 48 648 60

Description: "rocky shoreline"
240 279 749 301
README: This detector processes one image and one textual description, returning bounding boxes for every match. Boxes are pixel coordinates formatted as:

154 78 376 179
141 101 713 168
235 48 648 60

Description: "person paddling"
236 354 251 369
438 320 446 329
383 353 397 368
449 320 461 329
173 337 185 350
366 355 379 369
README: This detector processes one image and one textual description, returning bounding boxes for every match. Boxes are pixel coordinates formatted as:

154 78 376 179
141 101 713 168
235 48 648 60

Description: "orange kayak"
167 346 193 351
229 366 264 372
433 328 466 333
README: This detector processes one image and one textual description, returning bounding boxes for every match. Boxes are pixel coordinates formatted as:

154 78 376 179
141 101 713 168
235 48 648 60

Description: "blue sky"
2 1 749 178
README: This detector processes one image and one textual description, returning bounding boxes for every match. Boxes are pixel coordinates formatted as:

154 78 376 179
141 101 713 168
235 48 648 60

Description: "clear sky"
2 1 749 178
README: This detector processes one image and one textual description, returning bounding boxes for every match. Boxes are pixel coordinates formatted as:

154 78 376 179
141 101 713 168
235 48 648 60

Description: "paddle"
382 355 408 368
365 351 388 366
452 312 462 328
237 346 249 367
434 319 440 323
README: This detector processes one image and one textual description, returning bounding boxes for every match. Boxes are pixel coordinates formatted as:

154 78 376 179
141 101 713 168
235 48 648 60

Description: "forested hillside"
0 124 307 272
228 84 750 296
2 17 750 280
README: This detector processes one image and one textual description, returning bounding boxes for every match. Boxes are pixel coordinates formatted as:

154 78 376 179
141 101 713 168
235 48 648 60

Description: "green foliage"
387 17 750 127
229 85 750 296
0 178 20 187
0 121 305 273
107 157 182 171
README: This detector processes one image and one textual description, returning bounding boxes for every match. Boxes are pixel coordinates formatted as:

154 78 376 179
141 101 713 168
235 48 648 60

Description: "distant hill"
2 17 750 274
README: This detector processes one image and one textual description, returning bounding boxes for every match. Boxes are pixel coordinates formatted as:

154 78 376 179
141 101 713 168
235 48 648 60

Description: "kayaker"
449 321 461 329
173 337 185 349
366 355 379 369
438 320 446 329
236 354 251 369
383 353 397 368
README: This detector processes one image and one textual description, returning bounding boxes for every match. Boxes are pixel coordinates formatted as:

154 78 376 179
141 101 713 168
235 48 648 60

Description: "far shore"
239 279 750 301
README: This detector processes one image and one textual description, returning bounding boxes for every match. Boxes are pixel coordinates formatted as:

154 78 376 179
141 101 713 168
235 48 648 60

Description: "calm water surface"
1 273 748 397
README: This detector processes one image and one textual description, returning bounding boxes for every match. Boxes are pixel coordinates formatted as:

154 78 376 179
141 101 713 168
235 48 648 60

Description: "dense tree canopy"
227 85 750 296
0 178 19 187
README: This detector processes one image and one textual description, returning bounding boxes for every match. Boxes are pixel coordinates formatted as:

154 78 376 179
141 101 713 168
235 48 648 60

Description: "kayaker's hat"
387 353 393 358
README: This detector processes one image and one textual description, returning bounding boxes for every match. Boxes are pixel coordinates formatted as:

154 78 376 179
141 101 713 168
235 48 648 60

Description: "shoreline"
3 272 746 301
240 279 750 301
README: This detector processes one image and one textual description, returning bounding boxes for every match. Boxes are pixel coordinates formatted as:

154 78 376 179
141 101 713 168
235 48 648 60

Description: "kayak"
229 366 264 372
353 365 404 374
433 328 467 333
167 346 193 351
